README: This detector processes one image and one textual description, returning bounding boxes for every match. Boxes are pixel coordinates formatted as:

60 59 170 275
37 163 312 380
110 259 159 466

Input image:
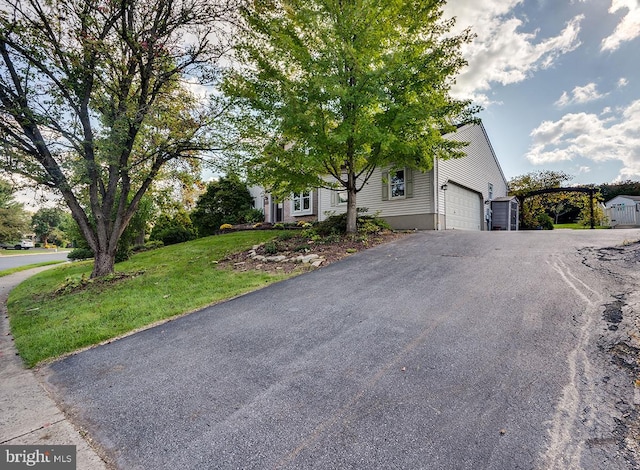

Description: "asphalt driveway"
42 230 640 469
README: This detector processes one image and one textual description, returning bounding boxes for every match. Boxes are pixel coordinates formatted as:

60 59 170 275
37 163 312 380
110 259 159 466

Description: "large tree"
223 0 478 232
0 0 237 277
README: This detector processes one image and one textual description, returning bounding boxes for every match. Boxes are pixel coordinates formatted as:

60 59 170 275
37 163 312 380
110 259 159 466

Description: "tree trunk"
346 185 357 233
91 248 116 278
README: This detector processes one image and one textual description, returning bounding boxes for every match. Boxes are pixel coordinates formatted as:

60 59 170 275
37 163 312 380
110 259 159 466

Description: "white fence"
606 204 640 227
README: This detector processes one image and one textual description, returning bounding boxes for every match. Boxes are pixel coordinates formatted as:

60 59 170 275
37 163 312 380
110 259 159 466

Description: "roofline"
452 120 508 188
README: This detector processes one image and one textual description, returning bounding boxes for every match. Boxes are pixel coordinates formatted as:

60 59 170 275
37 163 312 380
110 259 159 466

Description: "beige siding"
436 123 508 215
319 168 433 222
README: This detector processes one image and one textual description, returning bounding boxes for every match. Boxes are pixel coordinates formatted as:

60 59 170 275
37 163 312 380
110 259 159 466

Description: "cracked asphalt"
40 230 640 469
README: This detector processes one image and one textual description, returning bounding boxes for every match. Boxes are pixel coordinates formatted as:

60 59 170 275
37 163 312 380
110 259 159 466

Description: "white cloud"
577 166 591 173
526 99 640 179
444 1 584 106
617 77 629 87
601 0 640 51
554 83 607 107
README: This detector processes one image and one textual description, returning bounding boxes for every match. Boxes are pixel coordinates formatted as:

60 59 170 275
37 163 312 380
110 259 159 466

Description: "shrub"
220 223 233 230
132 240 164 252
150 209 197 245
315 209 390 235
277 231 296 241
67 247 94 261
244 208 265 224
273 223 285 229
264 241 278 254
537 213 554 230
154 226 197 245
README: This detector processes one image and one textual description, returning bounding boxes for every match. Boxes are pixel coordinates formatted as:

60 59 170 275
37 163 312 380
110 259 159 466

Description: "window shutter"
381 171 389 201
331 191 336 207
405 168 413 198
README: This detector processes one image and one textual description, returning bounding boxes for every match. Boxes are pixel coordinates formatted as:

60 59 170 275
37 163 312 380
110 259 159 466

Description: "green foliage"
243 208 265 224
31 208 64 244
0 0 233 278
191 174 255 236
509 171 579 229
132 240 165 252
276 231 296 241
599 180 640 202
150 210 197 246
315 210 391 236
67 248 95 260
0 178 29 242
536 213 554 230
263 241 278 255
223 0 478 232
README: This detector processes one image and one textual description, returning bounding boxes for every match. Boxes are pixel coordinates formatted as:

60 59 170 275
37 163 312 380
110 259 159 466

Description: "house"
604 195 640 227
256 122 509 231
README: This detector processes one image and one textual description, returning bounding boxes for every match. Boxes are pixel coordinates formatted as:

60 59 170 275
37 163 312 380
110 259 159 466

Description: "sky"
443 0 640 186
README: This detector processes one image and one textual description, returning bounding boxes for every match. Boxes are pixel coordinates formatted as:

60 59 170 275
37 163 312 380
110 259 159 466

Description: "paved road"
0 251 70 270
41 230 640 469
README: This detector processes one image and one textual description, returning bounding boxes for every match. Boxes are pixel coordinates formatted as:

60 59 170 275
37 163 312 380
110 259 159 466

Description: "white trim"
291 191 313 216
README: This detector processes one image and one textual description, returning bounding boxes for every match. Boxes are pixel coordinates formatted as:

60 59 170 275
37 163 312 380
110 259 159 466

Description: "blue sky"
444 0 640 185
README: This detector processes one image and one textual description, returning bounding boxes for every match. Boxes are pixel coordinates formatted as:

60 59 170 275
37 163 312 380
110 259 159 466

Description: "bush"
67 247 94 261
132 240 164 253
536 213 554 230
277 231 296 241
315 209 390 235
244 208 265 224
153 226 197 246
150 210 197 245
263 241 278 254
220 223 233 230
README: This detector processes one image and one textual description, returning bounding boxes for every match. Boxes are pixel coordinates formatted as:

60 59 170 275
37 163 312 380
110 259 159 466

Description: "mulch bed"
218 230 409 274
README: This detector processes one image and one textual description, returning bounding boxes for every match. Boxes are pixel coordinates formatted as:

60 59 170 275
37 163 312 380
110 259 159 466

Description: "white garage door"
445 183 482 230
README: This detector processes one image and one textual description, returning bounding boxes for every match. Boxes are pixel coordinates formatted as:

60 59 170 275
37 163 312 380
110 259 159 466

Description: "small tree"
191 174 254 236
0 178 29 241
32 208 64 245
223 0 478 233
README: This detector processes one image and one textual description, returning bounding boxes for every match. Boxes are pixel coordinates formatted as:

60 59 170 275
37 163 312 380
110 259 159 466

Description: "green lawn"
553 223 608 230
8 231 293 367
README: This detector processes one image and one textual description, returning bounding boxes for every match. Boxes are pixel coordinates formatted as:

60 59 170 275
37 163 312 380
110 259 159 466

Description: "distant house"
604 195 640 228
256 122 510 231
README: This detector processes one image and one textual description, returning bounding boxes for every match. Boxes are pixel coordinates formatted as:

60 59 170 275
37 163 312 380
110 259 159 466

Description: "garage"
445 182 483 230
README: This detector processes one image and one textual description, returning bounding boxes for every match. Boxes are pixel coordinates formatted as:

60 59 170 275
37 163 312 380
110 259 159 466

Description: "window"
291 191 313 215
390 169 405 199
336 191 348 206
382 168 413 201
